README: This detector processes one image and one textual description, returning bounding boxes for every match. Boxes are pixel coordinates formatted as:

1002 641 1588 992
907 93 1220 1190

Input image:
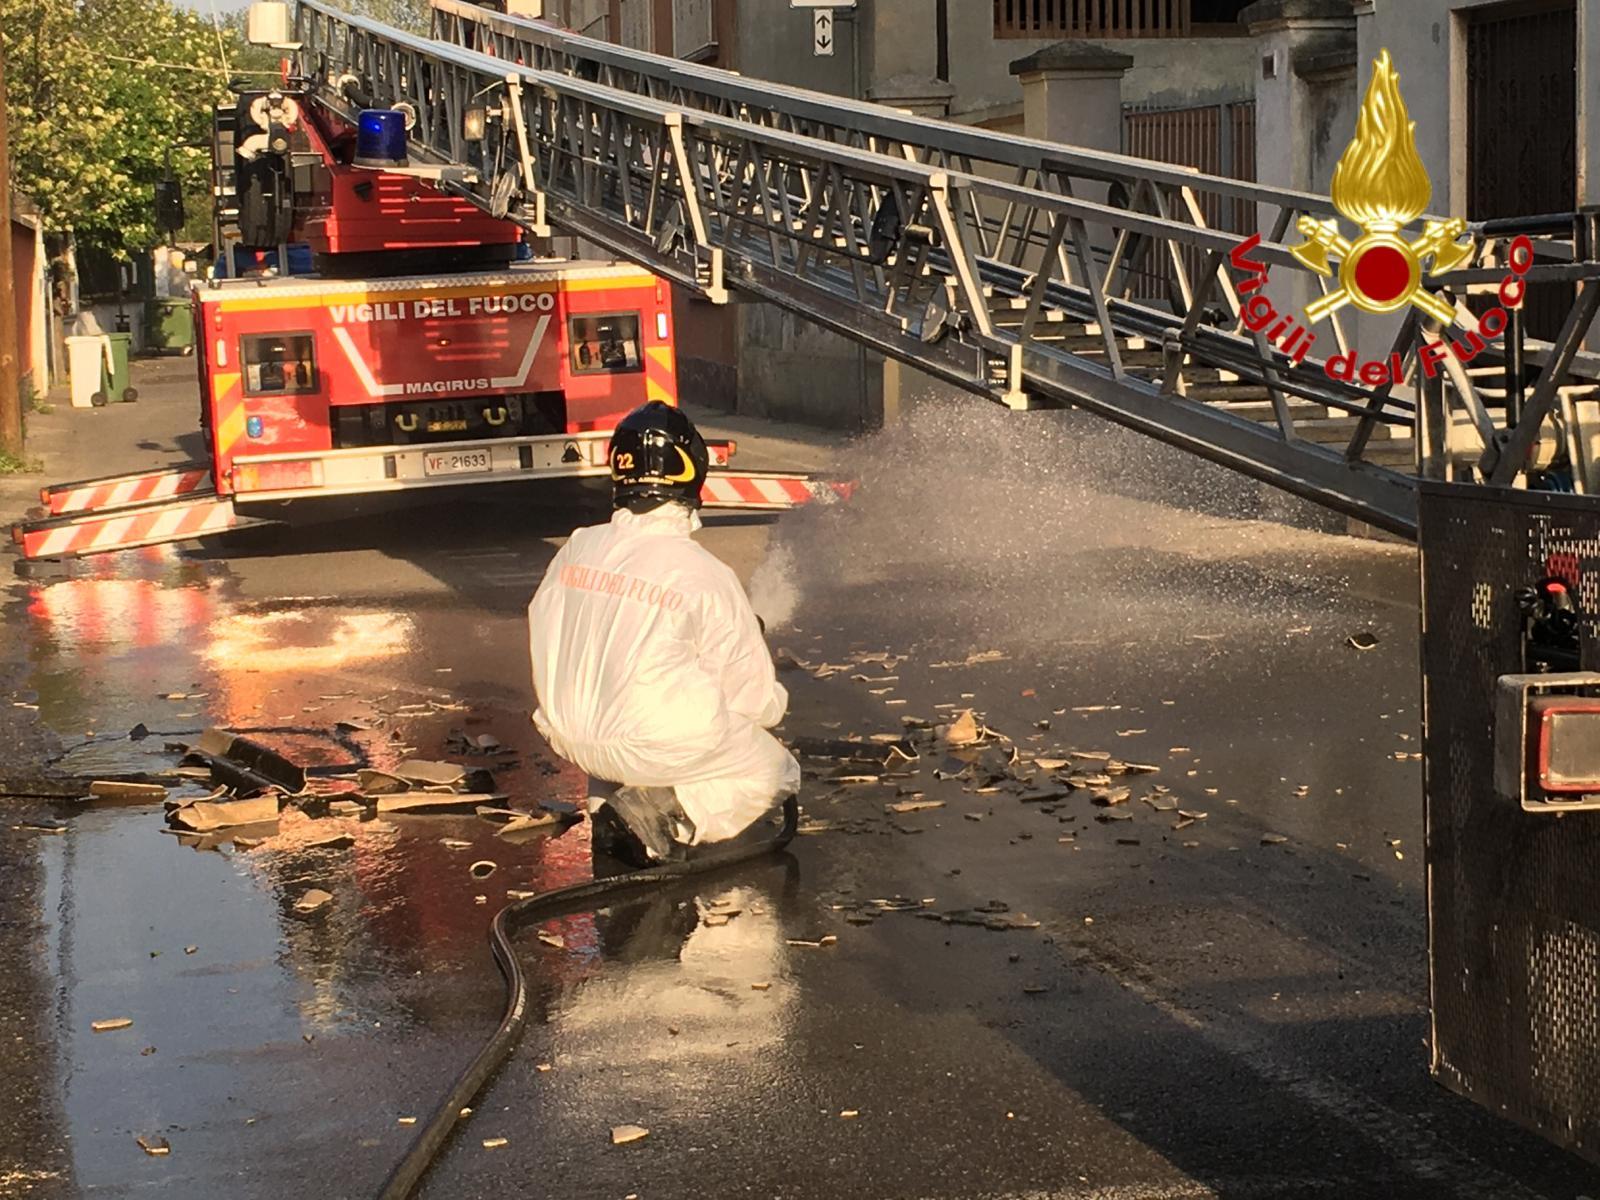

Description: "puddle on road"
7 543 690 1189
32 791 615 1190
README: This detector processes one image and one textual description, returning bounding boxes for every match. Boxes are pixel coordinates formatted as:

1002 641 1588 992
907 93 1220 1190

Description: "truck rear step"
13 492 268 559
701 472 855 510
40 464 213 516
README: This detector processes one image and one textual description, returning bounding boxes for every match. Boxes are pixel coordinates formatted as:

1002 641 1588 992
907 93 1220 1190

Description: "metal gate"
1120 99 1255 302
1421 482 1600 1164
1467 0 1576 339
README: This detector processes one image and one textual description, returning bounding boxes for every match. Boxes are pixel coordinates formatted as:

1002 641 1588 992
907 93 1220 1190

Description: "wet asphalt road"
2 360 1598 1199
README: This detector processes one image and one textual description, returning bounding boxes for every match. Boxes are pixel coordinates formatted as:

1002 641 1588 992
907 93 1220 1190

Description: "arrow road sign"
813 8 834 56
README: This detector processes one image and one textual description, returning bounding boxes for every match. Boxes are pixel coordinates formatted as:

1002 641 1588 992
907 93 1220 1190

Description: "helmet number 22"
614 452 635 471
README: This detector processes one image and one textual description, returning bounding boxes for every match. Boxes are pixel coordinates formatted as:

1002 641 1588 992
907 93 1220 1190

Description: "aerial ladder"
283 0 1600 542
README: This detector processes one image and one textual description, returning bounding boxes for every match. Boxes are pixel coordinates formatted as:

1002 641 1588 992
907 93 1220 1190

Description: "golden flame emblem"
1291 51 1473 324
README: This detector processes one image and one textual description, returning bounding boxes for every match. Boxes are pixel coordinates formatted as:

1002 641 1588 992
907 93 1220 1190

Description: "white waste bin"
66 335 110 408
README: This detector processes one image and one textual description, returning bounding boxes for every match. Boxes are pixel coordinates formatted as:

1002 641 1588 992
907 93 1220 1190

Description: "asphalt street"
1 357 1595 1199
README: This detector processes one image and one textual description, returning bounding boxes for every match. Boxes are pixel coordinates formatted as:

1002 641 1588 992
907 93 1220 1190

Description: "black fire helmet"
608 400 710 511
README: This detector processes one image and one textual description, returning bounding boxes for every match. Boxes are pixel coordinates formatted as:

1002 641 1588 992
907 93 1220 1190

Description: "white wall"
1358 0 1600 214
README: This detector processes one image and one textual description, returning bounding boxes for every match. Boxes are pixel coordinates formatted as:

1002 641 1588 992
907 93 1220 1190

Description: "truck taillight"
656 312 669 340
234 460 324 493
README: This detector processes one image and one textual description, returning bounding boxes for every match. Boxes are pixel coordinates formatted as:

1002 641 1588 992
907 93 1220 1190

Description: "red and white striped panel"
700 473 855 510
16 496 243 559
43 465 212 515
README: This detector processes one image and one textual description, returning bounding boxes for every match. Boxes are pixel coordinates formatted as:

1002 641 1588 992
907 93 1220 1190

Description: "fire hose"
376 794 800 1200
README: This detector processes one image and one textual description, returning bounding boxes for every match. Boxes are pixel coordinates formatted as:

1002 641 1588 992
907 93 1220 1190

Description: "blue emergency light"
354 109 408 168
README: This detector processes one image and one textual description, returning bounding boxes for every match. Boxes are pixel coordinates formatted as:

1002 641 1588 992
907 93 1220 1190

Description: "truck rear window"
242 333 318 396
568 313 642 374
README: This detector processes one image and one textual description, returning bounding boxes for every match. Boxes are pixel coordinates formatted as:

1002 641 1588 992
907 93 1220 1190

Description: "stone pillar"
1242 0 1356 193
1242 0 1364 355
1008 43 1133 160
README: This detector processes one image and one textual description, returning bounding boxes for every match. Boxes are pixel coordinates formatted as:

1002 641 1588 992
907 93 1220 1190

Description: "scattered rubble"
376 792 504 815
886 799 943 814
937 710 982 747
136 1135 171 1157
293 888 334 914
91 1018 133 1033
88 780 167 803
167 795 278 832
611 1125 650 1146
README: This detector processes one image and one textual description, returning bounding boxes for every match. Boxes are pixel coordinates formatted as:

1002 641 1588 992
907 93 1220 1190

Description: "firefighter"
527 401 800 866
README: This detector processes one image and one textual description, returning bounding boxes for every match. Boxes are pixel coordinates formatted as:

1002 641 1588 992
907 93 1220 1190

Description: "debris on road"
786 935 838 948
481 806 567 839
91 1018 133 1032
930 650 1008 668
611 1125 650 1145
393 759 471 787
1261 833 1290 846
185 729 308 795
1019 789 1069 805
937 709 982 747
927 901 1040 931
88 780 168 803
299 827 355 850
136 1135 171 1157
1347 631 1380 651
376 792 505 814
294 888 334 914
886 799 944 814
167 795 279 832
537 931 565 949
482 1137 508 1150
15 819 65 834
469 860 497 879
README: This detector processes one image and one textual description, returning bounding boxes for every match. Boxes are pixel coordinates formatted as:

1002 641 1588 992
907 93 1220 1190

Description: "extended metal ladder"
286 0 1600 539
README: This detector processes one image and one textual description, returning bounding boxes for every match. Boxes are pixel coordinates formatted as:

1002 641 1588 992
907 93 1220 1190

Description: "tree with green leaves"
4 0 435 259
2 0 246 257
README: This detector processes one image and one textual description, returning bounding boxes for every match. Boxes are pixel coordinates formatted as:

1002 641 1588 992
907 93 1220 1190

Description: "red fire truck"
11 89 839 560
197 262 689 500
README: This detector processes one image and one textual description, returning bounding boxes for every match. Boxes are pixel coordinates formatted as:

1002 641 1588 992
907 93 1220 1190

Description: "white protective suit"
527 503 800 844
